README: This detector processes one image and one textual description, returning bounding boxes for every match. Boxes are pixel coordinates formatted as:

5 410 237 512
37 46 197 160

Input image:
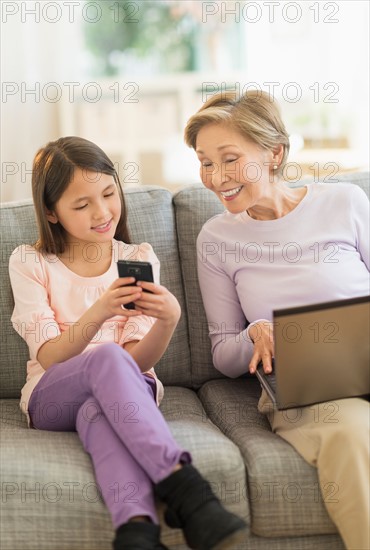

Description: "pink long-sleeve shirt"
197 182 370 378
9 239 164 426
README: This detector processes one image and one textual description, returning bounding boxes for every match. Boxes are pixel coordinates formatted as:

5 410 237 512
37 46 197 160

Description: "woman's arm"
351 184 370 270
197 229 256 378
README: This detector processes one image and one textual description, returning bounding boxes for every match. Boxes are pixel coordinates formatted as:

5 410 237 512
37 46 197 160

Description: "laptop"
255 295 370 410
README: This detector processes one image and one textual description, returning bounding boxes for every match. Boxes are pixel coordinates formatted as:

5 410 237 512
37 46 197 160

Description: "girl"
9 137 247 550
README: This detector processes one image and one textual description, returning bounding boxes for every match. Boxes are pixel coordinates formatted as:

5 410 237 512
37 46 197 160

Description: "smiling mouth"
220 186 243 198
92 220 112 230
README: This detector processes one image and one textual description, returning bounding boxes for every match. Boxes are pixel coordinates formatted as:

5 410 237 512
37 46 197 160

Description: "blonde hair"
184 90 290 176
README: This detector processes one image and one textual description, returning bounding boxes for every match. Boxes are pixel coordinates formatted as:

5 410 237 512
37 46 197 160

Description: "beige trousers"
258 391 370 550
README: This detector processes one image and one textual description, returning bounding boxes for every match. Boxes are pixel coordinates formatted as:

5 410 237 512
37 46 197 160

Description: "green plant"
84 1 198 75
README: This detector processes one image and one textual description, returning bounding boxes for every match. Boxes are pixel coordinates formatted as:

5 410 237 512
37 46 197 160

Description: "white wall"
1 0 369 201
244 0 369 154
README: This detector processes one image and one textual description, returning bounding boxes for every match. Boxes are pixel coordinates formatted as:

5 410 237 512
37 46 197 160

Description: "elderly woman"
184 90 369 550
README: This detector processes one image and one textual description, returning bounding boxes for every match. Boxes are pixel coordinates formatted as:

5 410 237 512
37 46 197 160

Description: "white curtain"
1 2 85 202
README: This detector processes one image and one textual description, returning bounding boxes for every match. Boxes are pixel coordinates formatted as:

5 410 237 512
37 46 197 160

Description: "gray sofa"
1 171 368 550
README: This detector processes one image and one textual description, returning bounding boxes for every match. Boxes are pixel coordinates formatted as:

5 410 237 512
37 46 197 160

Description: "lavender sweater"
197 183 370 378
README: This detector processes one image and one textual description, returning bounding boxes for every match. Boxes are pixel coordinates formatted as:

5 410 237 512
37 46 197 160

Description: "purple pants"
28 342 191 527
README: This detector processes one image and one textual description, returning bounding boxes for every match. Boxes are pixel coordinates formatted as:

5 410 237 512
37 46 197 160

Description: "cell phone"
117 260 154 310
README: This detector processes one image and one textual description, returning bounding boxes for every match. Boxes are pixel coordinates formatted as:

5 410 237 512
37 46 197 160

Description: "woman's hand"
94 277 145 321
131 281 181 327
248 321 275 375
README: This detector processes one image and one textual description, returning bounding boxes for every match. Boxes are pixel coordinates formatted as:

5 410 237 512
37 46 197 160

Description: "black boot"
154 465 248 550
113 522 169 550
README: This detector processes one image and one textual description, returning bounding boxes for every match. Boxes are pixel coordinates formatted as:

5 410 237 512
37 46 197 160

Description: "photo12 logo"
1 2 140 24
201 2 340 24
202 81 340 104
1 81 139 104
2 160 140 188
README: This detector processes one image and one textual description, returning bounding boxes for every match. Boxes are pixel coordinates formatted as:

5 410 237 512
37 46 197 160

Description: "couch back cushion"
0 187 191 399
174 187 226 387
174 172 370 387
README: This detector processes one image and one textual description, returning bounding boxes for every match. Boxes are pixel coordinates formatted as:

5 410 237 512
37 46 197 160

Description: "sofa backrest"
0 187 192 399
174 172 370 388
173 187 225 388
1 173 369 398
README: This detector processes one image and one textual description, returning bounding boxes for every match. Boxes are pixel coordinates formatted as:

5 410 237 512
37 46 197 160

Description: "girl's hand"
131 281 181 326
248 321 275 375
95 277 144 321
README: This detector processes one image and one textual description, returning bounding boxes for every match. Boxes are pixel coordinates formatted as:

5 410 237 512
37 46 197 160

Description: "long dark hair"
32 136 130 254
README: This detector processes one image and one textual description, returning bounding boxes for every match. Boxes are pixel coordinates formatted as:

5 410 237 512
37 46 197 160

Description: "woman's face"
195 123 277 214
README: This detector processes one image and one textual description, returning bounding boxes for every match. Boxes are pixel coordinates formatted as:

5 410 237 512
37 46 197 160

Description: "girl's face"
195 123 278 214
46 168 122 250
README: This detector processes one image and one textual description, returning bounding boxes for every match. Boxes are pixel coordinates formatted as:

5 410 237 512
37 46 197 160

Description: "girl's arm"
10 242 178 373
122 281 181 372
37 277 144 370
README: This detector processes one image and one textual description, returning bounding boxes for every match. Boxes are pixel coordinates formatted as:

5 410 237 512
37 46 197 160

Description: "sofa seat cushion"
0 387 249 550
0 400 113 550
158 386 250 547
198 378 337 538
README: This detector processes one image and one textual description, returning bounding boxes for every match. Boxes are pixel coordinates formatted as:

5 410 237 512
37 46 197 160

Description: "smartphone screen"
117 260 154 310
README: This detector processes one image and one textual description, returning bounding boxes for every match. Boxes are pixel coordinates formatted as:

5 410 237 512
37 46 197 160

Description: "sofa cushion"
173 186 225 388
0 387 249 550
124 187 191 387
198 378 338 538
0 187 191 398
0 201 39 398
158 386 250 547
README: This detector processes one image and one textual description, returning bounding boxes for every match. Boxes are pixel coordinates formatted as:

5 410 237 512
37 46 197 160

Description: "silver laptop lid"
273 295 370 409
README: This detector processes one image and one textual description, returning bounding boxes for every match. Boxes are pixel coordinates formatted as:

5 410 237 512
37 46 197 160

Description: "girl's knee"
94 342 133 363
89 343 140 374
94 342 125 357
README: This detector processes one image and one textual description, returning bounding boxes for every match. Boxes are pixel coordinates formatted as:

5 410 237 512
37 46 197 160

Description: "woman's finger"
249 353 261 374
261 352 273 374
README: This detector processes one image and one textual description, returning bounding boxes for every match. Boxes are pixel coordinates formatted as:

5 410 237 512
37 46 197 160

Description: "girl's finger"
119 308 143 316
113 277 136 288
131 302 154 315
133 293 159 307
136 281 161 293
115 286 143 299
